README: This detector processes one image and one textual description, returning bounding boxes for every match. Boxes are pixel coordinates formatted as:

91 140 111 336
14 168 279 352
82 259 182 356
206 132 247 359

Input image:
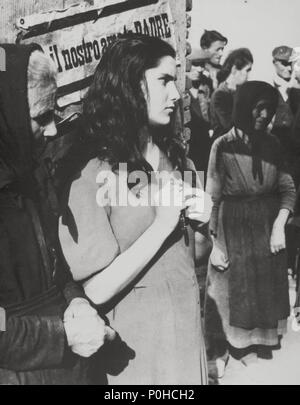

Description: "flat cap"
272 46 293 61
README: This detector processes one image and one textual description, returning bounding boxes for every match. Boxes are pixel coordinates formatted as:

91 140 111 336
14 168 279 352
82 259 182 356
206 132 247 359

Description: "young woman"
59 35 211 385
206 81 296 368
210 48 253 139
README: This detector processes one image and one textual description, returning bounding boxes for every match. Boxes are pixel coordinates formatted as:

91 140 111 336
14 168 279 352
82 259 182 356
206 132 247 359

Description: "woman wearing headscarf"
205 81 296 368
0 44 109 385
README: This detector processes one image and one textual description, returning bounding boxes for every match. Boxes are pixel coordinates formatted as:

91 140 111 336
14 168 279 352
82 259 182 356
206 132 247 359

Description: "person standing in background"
210 48 253 140
272 46 294 164
188 30 228 181
287 47 300 189
0 44 112 385
206 81 295 371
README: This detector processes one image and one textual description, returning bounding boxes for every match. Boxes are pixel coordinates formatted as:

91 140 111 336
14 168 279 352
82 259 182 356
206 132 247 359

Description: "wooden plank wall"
0 0 64 43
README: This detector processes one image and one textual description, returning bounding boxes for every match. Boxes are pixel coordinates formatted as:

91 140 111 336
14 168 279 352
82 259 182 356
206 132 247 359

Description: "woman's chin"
149 118 171 127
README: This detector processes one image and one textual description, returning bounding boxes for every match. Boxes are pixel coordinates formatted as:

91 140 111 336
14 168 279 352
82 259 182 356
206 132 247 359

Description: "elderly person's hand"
64 298 116 357
270 223 286 254
210 244 229 272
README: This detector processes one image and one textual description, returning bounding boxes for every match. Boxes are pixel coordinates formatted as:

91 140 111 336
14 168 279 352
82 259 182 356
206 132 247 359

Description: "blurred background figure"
0 44 109 385
205 81 295 374
187 30 228 181
210 48 253 140
272 46 294 165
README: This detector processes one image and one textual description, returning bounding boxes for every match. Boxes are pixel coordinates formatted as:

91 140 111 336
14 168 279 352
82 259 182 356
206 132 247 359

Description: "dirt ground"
219 280 300 385
196 263 300 385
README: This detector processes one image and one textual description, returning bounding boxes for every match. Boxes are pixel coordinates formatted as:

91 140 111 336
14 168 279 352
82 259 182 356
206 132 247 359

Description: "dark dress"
188 71 214 180
205 128 295 348
210 82 235 140
0 44 93 385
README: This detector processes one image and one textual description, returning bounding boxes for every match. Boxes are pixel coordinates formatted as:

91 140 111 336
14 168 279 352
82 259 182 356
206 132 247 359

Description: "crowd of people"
0 28 299 385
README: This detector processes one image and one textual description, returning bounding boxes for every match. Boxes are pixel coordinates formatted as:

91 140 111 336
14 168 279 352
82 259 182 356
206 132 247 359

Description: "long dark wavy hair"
217 47 253 85
83 34 187 174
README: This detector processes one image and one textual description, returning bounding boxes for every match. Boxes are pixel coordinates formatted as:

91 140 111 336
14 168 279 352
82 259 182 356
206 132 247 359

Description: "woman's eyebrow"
159 73 177 81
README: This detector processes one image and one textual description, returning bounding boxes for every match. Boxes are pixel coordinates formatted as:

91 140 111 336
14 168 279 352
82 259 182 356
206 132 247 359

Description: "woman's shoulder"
69 158 113 197
212 83 232 100
77 158 112 183
212 128 236 147
264 131 282 150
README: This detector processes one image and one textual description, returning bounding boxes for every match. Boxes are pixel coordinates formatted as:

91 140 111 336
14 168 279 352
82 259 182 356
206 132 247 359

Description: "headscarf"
233 81 279 184
0 43 42 194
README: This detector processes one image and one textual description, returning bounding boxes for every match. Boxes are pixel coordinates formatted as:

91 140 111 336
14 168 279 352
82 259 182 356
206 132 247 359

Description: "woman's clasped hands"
152 176 185 234
183 185 213 224
152 175 212 234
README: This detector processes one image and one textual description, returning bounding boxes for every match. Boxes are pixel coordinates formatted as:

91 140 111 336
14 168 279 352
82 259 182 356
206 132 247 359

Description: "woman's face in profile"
143 55 180 127
233 63 252 86
252 99 272 131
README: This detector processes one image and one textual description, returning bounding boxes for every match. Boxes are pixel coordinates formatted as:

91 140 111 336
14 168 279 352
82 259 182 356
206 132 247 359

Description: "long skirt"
206 195 290 349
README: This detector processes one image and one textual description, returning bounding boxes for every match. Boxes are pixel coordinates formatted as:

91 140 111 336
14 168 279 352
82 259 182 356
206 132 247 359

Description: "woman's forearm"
273 208 290 228
83 220 171 305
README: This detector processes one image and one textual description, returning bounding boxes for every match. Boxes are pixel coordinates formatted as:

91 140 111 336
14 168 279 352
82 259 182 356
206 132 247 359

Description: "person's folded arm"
276 171 296 222
59 168 183 306
206 137 225 237
83 220 175 305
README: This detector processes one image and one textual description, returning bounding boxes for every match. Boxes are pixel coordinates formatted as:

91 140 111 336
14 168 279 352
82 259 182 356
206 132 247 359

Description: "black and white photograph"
0 0 299 387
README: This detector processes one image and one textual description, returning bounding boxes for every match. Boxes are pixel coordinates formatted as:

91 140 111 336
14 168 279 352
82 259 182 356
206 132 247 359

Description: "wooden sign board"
18 0 177 108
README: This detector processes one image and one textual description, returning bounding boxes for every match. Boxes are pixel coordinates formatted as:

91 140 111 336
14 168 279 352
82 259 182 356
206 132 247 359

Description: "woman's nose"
169 82 180 102
43 120 57 137
260 108 268 118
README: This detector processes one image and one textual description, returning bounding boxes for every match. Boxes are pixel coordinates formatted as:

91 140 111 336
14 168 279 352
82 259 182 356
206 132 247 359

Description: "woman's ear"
140 79 148 100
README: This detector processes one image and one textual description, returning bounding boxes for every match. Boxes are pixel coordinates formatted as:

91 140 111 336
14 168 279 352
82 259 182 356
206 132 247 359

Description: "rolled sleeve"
278 171 296 212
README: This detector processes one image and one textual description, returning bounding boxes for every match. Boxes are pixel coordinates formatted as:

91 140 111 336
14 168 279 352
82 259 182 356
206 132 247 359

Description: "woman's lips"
165 106 175 113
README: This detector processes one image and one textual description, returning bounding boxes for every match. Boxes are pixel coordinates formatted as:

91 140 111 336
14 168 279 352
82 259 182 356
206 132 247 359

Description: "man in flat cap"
272 46 300 281
271 46 294 163
186 30 228 178
273 46 293 83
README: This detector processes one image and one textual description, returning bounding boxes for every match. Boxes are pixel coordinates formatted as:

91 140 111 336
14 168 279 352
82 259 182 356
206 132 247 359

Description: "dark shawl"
0 44 84 304
233 81 279 184
0 43 43 193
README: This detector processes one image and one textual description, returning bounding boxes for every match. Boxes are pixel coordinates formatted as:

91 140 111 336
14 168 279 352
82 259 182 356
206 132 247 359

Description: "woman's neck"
144 137 160 171
235 127 249 143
